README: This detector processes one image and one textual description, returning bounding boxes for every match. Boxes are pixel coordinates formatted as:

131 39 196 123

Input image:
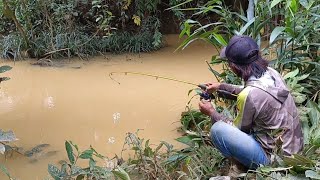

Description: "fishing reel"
197 84 215 101
196 84 238 101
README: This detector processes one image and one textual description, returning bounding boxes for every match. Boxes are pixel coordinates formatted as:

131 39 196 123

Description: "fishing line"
108 71 237 100
109 71 199 87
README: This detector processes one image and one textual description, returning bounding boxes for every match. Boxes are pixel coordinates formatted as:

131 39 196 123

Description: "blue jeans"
210 121 270 169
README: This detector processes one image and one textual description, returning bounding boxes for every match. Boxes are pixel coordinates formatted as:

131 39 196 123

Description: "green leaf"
3 5 14 19
259 166 292 173
164 154 186 165
65 141 75 164
165 0 192 10
0 66 12 73
239 17 256 35
48 164 61 180
270 26 286 45
89 158 96 170
176 136 192 145
143 146 154 157
284 154 314 167
305 170 320 179
112 166 130 180
76 175 85 180
307 101 320 127
271 0 284 9
294 94 307 104
290 0 298 13
79 149 94 159
71 166 85 176
211 33 227 46
70 141 79 151
296 74 309 81
284 69 299 80
179 28 186 38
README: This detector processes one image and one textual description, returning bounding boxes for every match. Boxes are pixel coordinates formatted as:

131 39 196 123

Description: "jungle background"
0 0 319 179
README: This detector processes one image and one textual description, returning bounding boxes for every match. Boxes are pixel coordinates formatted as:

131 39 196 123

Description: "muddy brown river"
0 35 220 179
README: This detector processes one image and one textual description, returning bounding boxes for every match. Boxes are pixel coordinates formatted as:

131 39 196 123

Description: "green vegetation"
0 0 165 59
0 0 319 179
47 141 130 179
173 0 320 179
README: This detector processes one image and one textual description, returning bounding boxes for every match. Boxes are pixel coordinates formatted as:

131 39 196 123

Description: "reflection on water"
0 35 219 179
0 90 16 115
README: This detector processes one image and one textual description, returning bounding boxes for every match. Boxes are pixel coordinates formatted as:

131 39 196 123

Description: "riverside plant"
0 0 164 59
170 0 320 178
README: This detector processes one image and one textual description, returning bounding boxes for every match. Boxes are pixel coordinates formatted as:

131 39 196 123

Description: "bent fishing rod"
108 71 237 100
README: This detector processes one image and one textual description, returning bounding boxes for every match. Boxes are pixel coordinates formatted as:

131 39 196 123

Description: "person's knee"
210 121 228 139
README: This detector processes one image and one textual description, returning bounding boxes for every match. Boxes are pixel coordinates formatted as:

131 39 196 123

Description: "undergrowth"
0 0 164 60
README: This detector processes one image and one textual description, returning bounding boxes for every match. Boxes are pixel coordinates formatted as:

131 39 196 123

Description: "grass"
0 30 163 60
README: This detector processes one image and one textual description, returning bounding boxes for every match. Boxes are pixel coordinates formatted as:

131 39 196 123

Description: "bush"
0 0 164 59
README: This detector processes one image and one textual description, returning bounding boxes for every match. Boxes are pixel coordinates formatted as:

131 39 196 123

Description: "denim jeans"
210 121 270 169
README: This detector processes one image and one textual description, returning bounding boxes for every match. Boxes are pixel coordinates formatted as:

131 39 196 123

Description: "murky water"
0 35 219 179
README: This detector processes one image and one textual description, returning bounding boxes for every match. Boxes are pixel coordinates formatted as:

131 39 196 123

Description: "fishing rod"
108 71 237 100
109 71 199 86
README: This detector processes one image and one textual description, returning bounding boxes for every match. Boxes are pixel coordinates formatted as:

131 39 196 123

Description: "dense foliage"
0 0 166 59
175 0 320 179
0 0 319 179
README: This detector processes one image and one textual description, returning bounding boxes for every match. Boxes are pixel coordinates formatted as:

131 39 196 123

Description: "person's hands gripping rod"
197 84 216 101
198 83 218 116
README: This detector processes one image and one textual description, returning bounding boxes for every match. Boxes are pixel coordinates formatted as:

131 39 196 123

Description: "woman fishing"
198 35 303 177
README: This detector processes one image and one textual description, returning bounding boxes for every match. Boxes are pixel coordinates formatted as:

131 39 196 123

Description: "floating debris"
44 96 55 109
113 112 121 123
108 137 116 144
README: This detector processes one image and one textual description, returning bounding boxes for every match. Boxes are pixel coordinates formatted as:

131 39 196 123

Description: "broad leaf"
176 136 193 145
112 166 130 180
0 66 12 73
211 33 227 46
239 17 255 35
65 141 75 164
305 170 320 179
296 74 309 81
48 164 61 180
79 149 93 159
89 158 96 169
290 0 298 13
270 26 286 45
284 69 299 79
259 166 292 173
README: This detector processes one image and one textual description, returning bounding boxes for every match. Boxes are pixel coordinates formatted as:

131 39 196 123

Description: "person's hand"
205 82 221 94
199 99 215 116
